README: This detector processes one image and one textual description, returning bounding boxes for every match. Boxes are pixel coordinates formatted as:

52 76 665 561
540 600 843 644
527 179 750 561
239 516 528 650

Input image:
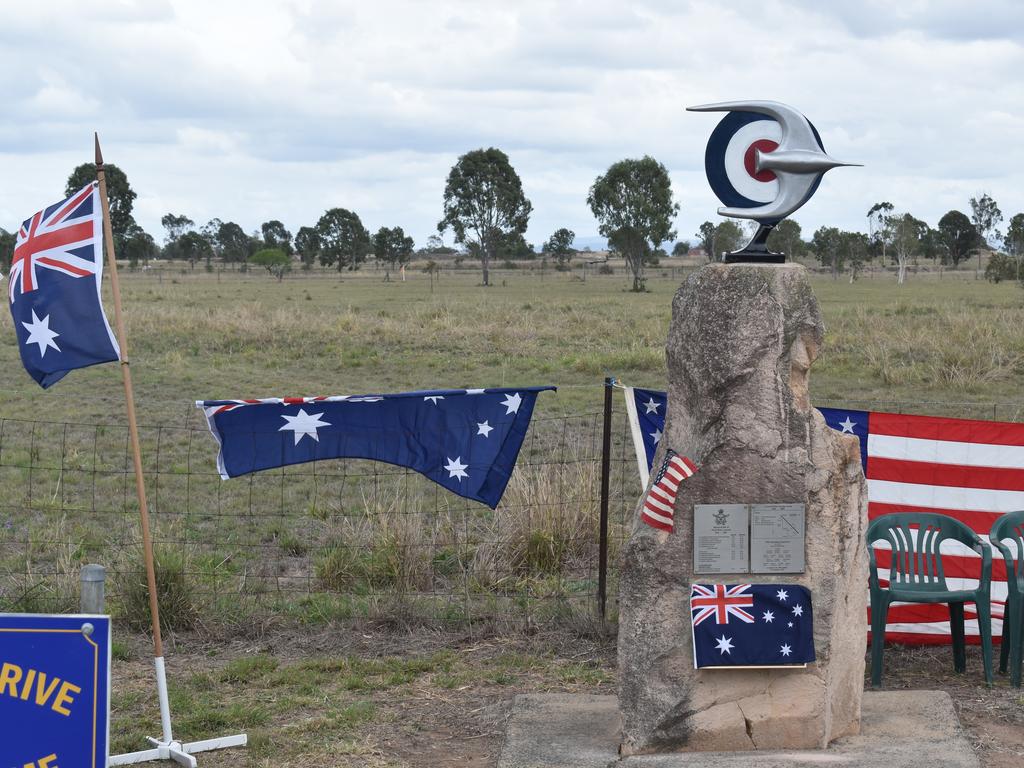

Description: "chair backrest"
866 512 982 593
990 510 1024 595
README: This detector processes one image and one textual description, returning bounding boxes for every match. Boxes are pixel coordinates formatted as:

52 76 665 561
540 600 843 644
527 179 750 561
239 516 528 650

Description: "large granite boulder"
618 263 868 755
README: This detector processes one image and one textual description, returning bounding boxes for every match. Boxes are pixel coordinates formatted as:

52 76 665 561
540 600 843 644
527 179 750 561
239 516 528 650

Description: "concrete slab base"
497 691 979 768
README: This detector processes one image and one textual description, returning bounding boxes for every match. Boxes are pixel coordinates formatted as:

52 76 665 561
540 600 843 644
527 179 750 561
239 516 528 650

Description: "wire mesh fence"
2 389 1022 629
0 391 643 629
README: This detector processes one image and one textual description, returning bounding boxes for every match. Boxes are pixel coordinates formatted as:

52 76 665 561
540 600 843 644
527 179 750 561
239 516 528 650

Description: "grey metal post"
80 563 106 614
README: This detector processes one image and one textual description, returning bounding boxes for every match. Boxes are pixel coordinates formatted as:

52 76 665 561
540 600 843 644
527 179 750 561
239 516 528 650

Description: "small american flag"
640 450 698 532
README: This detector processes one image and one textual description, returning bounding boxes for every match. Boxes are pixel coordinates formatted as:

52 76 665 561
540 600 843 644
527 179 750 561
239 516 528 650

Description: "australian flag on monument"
198 386 555 508
691 584 815 668
6 183 120 388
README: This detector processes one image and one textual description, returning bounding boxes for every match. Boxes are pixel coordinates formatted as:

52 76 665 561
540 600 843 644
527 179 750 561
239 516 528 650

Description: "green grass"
2 260 1023 626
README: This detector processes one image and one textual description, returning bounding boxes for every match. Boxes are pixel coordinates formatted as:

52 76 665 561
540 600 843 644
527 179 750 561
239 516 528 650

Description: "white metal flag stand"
94 134 246 767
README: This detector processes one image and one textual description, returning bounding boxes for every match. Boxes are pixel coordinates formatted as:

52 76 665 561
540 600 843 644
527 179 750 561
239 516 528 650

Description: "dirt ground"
109 626 1022 767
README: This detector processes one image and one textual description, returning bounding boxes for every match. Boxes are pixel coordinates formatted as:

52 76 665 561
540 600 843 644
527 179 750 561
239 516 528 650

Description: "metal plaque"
693 504 750 574
750 503 805 573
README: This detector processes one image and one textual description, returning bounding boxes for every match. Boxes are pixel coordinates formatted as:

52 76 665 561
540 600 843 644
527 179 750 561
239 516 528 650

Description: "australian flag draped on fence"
198 387 555 508
691 584 815 668
820 407 1022 645
6 183 120 388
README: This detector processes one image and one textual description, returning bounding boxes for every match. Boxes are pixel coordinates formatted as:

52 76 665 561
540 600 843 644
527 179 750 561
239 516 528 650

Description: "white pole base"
108 734 247 767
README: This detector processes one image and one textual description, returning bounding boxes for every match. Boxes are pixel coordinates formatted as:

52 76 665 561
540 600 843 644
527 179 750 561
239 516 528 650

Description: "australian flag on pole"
6 183 120 388
691 584 815 668
198 387 555 508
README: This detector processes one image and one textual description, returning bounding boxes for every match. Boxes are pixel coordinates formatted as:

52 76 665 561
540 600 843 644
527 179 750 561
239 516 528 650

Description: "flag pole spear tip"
94 132 103 166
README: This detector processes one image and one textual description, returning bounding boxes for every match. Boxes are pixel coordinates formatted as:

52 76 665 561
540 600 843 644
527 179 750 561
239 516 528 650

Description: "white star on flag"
424 395 445 404
715 635 734 655
279 409 331 445
21 310 61 357
651 428 662 445
792 604 804 617
839 416 856 433
444 456 469 481
788 621 793 628
477 421 494 437
776 589 788 602
500 392 522 414
762 610 774 623
644 398 661 414
780 644 792 657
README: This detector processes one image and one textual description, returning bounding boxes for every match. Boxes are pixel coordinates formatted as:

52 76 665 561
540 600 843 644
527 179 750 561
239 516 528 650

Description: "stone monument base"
497 692 980 768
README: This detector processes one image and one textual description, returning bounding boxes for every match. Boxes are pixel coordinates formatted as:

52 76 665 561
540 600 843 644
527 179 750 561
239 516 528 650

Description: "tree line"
1 155 1021 290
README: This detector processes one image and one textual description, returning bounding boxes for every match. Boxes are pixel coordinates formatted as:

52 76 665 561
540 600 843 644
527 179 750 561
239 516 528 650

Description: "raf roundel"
704 111 824 219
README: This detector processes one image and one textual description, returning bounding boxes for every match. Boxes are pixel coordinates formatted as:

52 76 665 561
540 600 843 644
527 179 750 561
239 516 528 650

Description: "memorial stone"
617 262 869 754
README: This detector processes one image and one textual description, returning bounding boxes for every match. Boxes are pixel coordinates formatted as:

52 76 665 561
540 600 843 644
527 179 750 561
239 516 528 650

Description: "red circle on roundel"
744 139 779 182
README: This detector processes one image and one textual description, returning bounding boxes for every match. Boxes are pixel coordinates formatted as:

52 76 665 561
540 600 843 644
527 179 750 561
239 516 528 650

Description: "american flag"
5 183 120 388
821 408 1020 645
640 450 698 532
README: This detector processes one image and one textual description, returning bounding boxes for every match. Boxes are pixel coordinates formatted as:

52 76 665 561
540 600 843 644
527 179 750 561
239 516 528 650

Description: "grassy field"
2 261 1024 766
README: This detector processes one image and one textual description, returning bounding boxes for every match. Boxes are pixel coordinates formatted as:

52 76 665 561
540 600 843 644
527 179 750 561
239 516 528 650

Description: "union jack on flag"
5 182 119 388
690 583 756 626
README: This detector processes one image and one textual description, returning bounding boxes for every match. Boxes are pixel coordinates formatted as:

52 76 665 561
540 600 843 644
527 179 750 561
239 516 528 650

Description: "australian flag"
6 183 120 388
198 386 555 508
691 584 815 668
624 386 667 483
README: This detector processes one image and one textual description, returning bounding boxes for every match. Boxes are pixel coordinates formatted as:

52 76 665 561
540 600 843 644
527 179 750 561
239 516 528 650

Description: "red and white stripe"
867 412 1023 645
640 453 698 532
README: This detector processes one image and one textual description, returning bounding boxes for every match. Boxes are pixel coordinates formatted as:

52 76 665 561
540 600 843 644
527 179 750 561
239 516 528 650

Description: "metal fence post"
598 377 614 620
80 564 106 614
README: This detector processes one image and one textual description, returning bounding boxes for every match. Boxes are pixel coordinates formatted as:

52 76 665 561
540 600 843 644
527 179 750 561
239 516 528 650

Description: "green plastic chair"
867 512 993 687
990 510 1024 687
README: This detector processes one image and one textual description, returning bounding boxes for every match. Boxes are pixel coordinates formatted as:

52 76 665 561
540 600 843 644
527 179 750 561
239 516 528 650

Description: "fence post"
80 564 106 614
598 377 614 620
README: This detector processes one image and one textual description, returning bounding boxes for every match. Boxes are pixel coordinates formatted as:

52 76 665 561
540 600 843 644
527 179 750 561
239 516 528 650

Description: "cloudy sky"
3 0 1022 249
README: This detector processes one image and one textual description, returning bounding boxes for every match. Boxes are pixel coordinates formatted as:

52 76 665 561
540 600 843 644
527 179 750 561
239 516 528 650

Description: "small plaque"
693 504 749 574
750 503 805 573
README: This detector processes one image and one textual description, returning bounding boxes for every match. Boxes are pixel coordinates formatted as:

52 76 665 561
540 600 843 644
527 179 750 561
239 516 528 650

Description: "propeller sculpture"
687 100 859 263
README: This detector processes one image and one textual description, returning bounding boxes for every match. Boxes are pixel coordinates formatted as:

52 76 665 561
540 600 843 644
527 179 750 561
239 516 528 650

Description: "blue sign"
0 614 111 768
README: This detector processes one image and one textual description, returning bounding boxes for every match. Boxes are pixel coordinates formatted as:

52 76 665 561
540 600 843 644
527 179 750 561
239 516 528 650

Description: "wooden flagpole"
96 134 246 767
94 133 173 743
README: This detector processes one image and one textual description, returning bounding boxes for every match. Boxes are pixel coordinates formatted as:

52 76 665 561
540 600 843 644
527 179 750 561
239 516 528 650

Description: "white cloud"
0 0 1021 248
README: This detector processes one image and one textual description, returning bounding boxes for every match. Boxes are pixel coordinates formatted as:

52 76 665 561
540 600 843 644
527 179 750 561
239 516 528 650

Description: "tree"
671 240 691 257
294 226 321 270
316 208 370 272
250 248 291 281
214 221 251 263
891 213 926 284
543 228 576 266
867 202 895 261
970 193 1003 276
696 221 716 261
810 226 844 278
176 231 212 269
936 210 978 267
587 156 677 291
261 220 293 255
438 147 532 286
838 230 870 282
496 231 535 260
0 228 16 272
161 213 194 244
1005 213 1024 280
373 226 414 279
766 219 804 260
122 224 159 267
67 163 136 248
714 221 744 256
